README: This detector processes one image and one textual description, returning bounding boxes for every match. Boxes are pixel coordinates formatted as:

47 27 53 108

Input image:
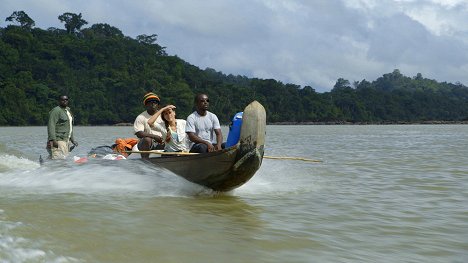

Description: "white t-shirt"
153 119 190 152
185 111 221 146
133 111 163 137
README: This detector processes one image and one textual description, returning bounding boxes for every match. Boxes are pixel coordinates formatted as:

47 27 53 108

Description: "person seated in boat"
185 94 224 153
147 104 190 152
133 92 164 158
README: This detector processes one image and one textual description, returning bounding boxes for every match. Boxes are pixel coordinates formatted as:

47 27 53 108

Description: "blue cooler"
226 112 243 147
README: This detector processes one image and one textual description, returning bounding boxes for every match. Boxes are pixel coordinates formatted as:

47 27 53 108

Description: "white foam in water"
0 220 80 262
0 153 308 198
0 156 210 197
0 154 41 171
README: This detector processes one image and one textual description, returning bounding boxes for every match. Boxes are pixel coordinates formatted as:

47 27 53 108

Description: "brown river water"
0 125 467 262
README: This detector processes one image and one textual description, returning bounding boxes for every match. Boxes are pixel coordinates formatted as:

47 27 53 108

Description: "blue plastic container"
226 112 243 147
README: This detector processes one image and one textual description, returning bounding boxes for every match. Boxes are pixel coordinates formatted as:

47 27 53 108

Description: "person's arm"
214 128 223 151
186 132 215 152
47 108 58 147
135 131 163 143
134 115 163 143
148 105 175 127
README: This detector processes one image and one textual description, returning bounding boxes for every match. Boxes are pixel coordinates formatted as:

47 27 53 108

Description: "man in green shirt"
47 95 78 159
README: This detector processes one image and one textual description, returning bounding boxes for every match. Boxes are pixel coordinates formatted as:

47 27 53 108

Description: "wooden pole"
263 156 322 163
124 150 199 156
125 151 322 162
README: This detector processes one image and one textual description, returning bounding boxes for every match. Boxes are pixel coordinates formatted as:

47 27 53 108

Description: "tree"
136 34 158 45
87 23 124 38
414 73 423 80
58 12 88 34
1 14 467 126
136 34 166 55
5 11 35 29
332 78 351 91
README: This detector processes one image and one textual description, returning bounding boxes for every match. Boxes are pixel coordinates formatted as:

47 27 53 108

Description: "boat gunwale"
144 146 238 164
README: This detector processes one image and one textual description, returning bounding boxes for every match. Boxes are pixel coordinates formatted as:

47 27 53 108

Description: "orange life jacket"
113 138 139 157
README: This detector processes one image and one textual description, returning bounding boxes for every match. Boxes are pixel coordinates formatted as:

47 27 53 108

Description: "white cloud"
1 0 468 91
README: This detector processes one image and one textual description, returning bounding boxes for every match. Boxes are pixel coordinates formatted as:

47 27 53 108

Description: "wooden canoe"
144 101 266 191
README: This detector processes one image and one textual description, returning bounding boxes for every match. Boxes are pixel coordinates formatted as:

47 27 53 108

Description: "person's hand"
163 105 176 111
206 142 215 152
52 140 58 148
154 135 163 144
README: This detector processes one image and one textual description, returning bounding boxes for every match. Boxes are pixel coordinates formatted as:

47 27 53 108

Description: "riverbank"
2 120 468 127
269 120 468 125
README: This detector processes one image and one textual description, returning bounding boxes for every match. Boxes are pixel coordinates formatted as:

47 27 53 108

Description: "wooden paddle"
263 156 322 163
124 150 198 156
125 150 321 162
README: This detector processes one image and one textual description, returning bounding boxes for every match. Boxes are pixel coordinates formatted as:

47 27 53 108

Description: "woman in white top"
147 105 190 152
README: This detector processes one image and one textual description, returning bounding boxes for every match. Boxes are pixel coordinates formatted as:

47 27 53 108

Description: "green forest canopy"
1 11 467 126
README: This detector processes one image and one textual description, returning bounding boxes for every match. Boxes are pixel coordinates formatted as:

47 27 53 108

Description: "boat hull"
146 101 266 191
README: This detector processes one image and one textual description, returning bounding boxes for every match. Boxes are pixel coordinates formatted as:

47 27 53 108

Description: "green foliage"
58 12 88 35
1 11 467 126
5 11 35 29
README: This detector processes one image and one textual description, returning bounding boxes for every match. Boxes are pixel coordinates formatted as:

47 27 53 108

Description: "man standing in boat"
47 95 78 159
185 94 224 153
133 92 164 158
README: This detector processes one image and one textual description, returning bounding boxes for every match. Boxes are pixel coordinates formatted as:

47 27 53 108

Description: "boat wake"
0 153 40 172
0 150 319 198
0 153 213 197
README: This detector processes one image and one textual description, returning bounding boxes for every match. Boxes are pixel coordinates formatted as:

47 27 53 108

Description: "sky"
2 0 468 92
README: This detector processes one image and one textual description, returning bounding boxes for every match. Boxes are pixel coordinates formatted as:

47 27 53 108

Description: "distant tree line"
1 11 467 126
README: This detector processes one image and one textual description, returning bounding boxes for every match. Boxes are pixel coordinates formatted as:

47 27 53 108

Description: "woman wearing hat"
147 104 190 152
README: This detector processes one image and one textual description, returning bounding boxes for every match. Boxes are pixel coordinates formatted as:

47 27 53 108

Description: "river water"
0 125 467 262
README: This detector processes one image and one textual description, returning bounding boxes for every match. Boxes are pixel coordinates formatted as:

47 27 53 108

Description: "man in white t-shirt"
133 92 164 158
185 94 224 153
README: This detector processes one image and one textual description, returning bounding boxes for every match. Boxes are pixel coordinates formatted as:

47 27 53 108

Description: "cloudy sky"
2 0 468 92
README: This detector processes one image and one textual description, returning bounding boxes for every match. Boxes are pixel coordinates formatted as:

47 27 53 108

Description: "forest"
1 11 467 126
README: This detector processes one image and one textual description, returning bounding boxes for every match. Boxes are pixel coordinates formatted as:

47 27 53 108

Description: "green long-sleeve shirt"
47 106 75 142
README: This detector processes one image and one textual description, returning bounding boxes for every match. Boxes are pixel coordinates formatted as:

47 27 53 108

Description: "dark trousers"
190 143 225 153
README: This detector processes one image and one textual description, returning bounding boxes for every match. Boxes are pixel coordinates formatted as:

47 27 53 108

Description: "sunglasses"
199 99 210 102
147 100 160 104
61 98 69 101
